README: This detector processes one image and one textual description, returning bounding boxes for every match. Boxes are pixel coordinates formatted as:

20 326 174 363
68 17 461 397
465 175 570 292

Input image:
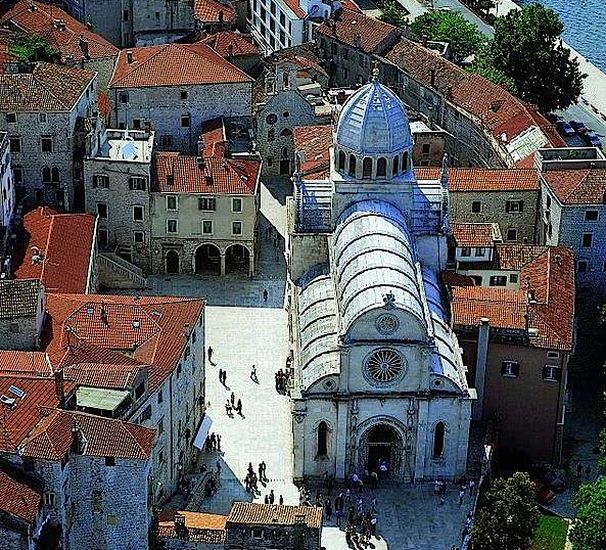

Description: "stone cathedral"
287 78 475 482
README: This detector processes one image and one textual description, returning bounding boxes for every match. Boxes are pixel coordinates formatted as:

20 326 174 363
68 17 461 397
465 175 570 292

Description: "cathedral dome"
335 80 412 156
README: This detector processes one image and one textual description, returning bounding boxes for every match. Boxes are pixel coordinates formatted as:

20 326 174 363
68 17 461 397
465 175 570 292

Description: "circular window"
323 379 335 391
375 314 399 335
283 111 290 118
266 113 278 125
364 349 405 385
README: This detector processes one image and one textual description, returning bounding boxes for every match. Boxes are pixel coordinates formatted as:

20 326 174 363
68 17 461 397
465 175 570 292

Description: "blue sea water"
519 0 606 72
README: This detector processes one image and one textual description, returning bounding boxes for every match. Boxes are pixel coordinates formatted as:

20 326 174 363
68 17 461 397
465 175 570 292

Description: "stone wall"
225 523 321 550
132 0 194 43
0 316 39 350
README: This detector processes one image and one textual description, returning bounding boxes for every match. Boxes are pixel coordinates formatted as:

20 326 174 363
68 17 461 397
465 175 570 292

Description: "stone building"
0 279 45 350
108 43 253 155
537 147 606 300
83 128 154 269
0 132 15 236
194 0 238 34
1 0 119 91
447 244 575 463
201 31 261 75
150 148 261 276
288 79 474 482
417 167 541 245
0 62 98 210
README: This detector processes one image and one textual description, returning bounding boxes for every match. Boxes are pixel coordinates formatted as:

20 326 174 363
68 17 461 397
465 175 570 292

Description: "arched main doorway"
165 250 179 274
359 423 404 477
225 244 250 275
194 244 221 274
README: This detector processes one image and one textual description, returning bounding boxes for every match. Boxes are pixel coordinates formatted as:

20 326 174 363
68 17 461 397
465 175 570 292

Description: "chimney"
353 33 362 49
79 34 90 59
70 427 85 454
174 513 188 539
126 50 133 64
473 318 490 421
28 1 37 11
227 42 235 58
430 68 436 88
166 173 174 186
100 303 109 327
54 369 65 406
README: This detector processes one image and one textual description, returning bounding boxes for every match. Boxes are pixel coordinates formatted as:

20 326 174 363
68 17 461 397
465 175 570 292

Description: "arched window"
317 421 328 456
51 167 60 182
362 157 372 178
348 154 356 176
433 422 445 458
338 150 346 171
42 167 51 183
280 128 293 137
393 155 399 175
267 128 275 142
402 152 409 171
377 157 387 177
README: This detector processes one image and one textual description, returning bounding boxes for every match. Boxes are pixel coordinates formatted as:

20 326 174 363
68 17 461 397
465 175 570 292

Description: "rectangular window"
13 167 23 184
140 404 152 422
546 351 559 359
166 195 178 211
232 198 242 212
505 200 524 213
129 176 146 191
132 119 142 130
98 228 108 247
133 231 144 243
105 456 116 466
158 418 164 434
252 528 263 540
501 360 520 377
180 90 188 100
422 143 430 154
474 247 485 256
471 201 481 213
123 8 129 20
542 365 560 381
159 450 164 464
9 138 21 153
43 492 56 506
158 390 163 404
97 203 108 218
232 221 242 235
166 219 178 234
202 220 213 234
5 113 16 124
506 228 518 242
198 197 216 211
577 260 588 273
585 210 598 221
41 136 53 153
119 91 129 103
603 260 606 272
489 275 507 287
180 115 190 128
159 134 173 148
461 247 471 257
93 174 109 188
582 232 593 247
546 195 552 208
509 273 518 283
133 206 144 221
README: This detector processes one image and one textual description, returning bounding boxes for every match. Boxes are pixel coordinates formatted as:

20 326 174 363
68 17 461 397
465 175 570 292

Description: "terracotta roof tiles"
294 124 333 177
0 351 52 377
202 31 259 57
0 468 41 524
415 167 539 191
158 511 227 543
541 169 606 205
194 0 236 23
452 223 500 247
227 502 323 529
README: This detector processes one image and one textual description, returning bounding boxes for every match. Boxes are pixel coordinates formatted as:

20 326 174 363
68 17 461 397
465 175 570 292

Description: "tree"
570 476 606 550
410 11 485 63
471 472 539 550
9 34 60 63
485 4 585 113
467 0 496 16
469 43 517 93
379 0 409 28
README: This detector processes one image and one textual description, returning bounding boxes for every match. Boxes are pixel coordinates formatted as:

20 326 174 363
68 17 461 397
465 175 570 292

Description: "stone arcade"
288 77 475 482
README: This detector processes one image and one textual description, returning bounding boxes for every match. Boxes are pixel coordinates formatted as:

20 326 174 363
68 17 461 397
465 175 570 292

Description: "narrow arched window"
348 154 356 176
338 150 346 171
377 157 387 177
317 422 328 456
362 157 372 178
402 152 409 171
433 422 445 458
42 167 51 183
393 155 399 175
51 167 60 182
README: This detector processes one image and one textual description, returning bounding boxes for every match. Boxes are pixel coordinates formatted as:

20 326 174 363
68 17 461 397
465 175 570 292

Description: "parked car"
582 132 603 148
570 120 589 134
556 120 575 137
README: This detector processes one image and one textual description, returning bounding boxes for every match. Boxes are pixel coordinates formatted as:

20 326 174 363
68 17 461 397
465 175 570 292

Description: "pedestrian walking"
230 392 235 405
269 489 275 504
263 289 268 303
210 432 216 452
370 515 377 537
261 461 267 481
218 368 223 384
325 498 333 521
216 460 222 476
208 346 214 364
225 401 233 417
236 398 242 416
468 479 475 497
264 494 269 504
458 488 465 505
217 434 222 453
250 365 258 382
222 370 227 385
279 494 284 505
258 463 263 482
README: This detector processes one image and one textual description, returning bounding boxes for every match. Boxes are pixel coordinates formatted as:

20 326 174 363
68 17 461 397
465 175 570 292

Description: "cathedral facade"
288 79 475 482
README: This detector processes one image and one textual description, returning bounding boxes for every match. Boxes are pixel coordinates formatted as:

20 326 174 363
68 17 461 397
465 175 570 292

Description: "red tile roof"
227 502 323 528
415 167 539 192
315 8 400 54
21 409 155 460
0 375 76 454
0 351 52 377
1 0 118 62
158 511 227 543
541 169 606 204
13 207 96 294
200 117 227 158
0 62 95 111
110 43 251 88
452 223 500 247
201 31 259 57
63 363 144 390
152 152 260 195
449 246 575 350
194 0 236 23
294 124 333 177
43 294 205 393
0 468 41 524
98 90 111 123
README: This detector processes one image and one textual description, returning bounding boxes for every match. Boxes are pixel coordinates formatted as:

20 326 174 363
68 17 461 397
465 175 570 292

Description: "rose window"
376 314 399 335
365 349 404 384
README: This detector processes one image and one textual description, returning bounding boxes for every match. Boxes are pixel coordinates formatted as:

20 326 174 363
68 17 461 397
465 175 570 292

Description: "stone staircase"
98 253 147 290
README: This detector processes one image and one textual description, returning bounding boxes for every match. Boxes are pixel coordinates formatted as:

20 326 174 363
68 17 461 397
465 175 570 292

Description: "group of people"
275 368 290 395
225 391 243 418
434 476 475 506
204 432 222 454
245 461 269 495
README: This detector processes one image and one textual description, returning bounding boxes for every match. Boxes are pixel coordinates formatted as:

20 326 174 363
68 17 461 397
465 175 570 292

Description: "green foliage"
410 10 485 63
467 0 496 15
9 34 60 63
570 477 606 550
530 514 569 550
379 0 409 28
471 472 539 550
484 3 585 112
469 43 517 93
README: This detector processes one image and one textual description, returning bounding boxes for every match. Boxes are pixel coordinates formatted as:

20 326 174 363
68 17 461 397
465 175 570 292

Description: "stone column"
414 397 429 481
220 252 226 276
335 399 349 480
473 318 490 421
292 400 307 480
248 249 255 277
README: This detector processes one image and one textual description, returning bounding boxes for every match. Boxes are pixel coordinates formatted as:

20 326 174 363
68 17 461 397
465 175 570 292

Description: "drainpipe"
473 318 490 421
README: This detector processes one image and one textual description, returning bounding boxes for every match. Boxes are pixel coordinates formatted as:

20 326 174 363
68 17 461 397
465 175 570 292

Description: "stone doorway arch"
165 250 179 274
194 243 221 275
225 243 252 276
357 419 407 479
